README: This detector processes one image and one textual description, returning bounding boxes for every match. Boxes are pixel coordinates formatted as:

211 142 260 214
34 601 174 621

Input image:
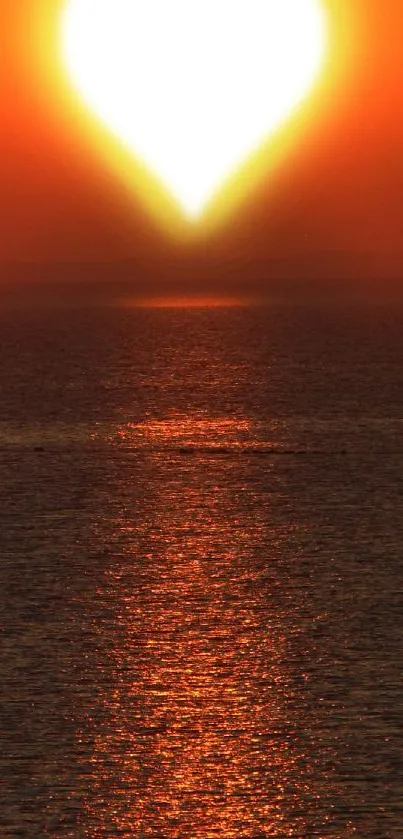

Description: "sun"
61 0 326 221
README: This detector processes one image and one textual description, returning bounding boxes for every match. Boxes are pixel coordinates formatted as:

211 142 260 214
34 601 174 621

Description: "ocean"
1 302 402 837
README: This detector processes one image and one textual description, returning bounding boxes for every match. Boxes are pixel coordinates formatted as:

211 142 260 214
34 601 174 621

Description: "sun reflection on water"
78 415 345 837
117 416 252 449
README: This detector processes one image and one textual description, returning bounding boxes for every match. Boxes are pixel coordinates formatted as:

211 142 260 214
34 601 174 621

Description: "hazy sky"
1 0 403 293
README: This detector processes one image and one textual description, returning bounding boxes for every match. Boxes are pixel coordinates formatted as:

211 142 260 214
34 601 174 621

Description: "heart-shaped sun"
61 0 326 220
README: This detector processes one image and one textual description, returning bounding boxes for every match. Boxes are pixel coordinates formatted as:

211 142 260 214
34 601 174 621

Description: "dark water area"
0 302 402 838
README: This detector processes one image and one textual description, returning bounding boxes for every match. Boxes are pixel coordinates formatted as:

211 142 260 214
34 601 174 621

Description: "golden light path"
61 0 326 222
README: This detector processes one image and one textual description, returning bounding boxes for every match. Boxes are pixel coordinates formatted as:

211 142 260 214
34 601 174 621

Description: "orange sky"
1 0 403 293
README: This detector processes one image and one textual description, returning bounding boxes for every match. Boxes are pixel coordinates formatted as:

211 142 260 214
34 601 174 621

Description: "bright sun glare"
61 0 326 219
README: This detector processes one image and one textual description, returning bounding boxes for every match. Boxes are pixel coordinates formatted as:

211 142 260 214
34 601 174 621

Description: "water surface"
1 303 402 837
